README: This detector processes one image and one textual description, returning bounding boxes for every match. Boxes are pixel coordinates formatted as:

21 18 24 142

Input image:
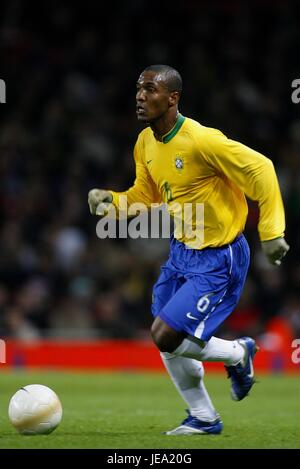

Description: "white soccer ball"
8 384 62 435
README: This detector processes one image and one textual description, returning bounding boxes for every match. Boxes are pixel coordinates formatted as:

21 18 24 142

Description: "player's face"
136 71 172 123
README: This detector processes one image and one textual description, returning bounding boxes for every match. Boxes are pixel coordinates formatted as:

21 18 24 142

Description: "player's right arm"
88 134 161 216
198 127 290 265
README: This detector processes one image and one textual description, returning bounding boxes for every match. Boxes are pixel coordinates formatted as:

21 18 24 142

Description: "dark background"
0 0 299 342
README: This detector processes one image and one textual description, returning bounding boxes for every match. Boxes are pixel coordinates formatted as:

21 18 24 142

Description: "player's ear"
168 91 180 107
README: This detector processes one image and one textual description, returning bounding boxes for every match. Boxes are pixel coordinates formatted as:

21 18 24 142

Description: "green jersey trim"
162 114 186 143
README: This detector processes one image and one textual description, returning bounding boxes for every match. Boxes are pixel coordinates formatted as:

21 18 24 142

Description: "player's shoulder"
137 126 152 141
185 117 225 136
184 117 227 146
134 126 152 150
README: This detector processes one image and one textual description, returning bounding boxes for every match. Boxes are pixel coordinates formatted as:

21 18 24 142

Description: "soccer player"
88 65 289 435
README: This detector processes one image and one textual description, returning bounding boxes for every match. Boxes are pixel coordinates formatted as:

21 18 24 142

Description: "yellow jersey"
110 114 285 249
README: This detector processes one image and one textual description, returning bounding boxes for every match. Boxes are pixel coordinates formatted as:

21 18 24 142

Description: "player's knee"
151 321 169 352
151 317 183 353
152 335 175 353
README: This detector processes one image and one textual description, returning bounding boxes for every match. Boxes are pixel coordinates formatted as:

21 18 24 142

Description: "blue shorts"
152 234 250 342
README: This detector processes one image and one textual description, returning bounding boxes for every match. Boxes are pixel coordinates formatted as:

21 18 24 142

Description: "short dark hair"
143 64 182 94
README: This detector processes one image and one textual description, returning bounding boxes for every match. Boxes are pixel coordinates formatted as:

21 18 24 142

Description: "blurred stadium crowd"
0 1 300 342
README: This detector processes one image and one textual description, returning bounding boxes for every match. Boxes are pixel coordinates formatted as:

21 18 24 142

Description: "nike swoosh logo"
186 312 198 320
146 160 152 164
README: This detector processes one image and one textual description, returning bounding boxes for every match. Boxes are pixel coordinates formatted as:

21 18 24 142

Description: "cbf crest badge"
174 156 184 171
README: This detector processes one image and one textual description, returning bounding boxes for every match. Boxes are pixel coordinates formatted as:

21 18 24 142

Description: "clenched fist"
88 189 113 216
261 237 290 266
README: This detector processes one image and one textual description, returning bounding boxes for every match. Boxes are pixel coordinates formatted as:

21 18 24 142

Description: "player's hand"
88 189 113 216
261 237 290 266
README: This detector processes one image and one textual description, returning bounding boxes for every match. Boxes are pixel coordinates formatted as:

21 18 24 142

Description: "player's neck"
151 110 179 142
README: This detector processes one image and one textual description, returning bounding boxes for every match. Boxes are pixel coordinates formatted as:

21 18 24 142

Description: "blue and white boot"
225 336 259 401
165 410 223 435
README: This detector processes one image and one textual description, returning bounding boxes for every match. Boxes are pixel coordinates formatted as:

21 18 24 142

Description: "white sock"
160 352 218 421
173 336 245 366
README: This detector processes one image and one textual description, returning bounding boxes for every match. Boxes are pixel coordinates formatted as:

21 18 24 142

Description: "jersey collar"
162 114 186 143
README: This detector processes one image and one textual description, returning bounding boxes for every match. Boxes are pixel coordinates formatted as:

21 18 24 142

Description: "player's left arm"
200 129 290 265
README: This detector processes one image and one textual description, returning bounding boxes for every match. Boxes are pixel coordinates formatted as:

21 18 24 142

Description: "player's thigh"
151 267 185 318
157 275 228 336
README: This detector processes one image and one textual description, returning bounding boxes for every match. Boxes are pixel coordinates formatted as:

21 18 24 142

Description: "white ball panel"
8 384 62 435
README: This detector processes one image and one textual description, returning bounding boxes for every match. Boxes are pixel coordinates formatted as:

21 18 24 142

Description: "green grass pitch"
0 370 299 449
